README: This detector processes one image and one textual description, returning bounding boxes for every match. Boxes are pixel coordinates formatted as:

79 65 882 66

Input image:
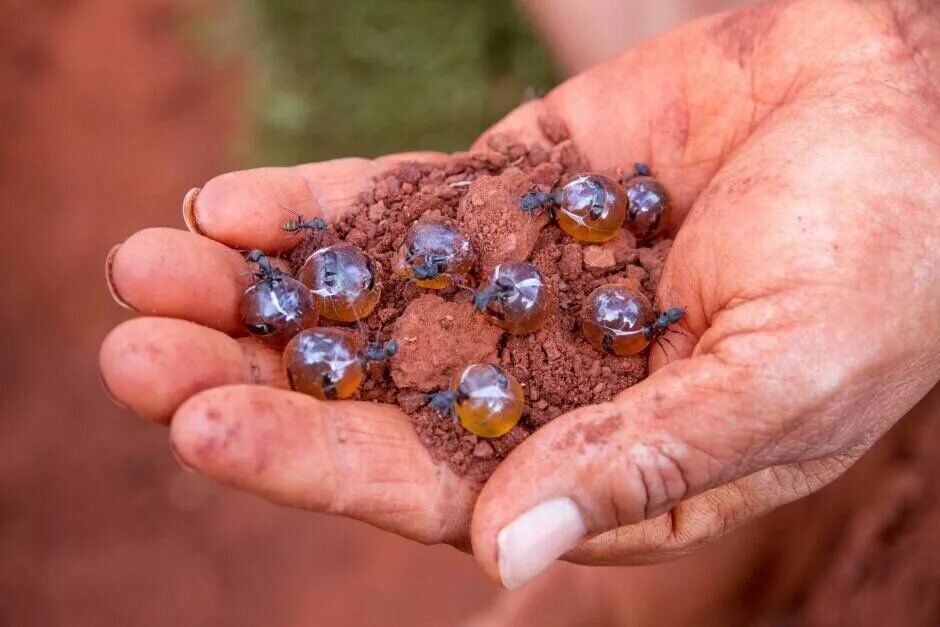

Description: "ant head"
362 340 398 362
519 188 553 213
246 249 266 264
428 390 456 416
473 289 495 312
307 217 328 231
412 259 440 280
634 162 651 177
663 307 684 324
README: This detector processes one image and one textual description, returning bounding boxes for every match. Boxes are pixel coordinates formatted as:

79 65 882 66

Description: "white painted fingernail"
496 497 587 590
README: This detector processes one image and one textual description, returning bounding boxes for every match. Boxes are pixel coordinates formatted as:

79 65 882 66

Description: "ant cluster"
238 164 683 439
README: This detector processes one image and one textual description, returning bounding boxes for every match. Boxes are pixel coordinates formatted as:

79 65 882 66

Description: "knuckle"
612 442 696 524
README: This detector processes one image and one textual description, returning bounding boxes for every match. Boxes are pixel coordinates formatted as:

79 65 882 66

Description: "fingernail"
169 438 198 474
98 370 129 411
105 244 136 311
181 187 203 234
497 497 587 590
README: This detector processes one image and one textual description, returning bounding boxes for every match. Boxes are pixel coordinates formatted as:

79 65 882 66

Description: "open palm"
101 0 939 589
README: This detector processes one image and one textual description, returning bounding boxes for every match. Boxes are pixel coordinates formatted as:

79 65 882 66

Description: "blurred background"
1 0 936 625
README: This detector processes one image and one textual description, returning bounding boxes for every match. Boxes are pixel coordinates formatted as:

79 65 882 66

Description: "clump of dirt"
457 169 551 275
390 294 503 392
289 117 671 481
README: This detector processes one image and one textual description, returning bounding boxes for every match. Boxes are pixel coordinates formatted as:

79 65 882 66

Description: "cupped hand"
100 0 939 589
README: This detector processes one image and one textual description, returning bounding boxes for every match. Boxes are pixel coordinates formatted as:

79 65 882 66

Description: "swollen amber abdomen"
556 174 627 243
581 285 654 356
283 328 365 400
624 176 672 241
240 275 319 349
475 262 551 334
298 244 381 322
452 364 525 438
392 219 476 288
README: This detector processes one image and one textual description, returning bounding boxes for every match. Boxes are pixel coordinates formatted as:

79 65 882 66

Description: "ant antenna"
280 203 301 219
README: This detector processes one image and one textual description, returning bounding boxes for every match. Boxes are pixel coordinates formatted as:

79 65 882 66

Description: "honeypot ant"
280 206 328 235
519 178 611 221
427 364 525 438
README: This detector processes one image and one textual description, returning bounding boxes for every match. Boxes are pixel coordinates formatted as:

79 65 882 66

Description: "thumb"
469 348 817 589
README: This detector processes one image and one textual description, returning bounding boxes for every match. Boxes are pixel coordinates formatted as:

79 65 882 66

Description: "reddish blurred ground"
0 1 495 624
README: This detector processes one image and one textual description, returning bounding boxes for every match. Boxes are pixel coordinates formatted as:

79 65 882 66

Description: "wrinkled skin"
100 0 939 590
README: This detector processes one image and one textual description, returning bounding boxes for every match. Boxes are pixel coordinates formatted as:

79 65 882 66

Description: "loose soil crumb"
289 116 671 481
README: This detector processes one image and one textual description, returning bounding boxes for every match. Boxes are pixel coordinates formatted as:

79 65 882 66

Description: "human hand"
100 0 939 589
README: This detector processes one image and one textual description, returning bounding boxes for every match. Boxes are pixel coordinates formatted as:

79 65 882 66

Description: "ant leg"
651 335 674 361
450 274 476 293
651 339 667 361
659 335 678 354
666 325 696 341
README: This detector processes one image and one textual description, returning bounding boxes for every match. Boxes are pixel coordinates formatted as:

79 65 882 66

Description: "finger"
565 453 857 566
99 317 285 424
170 384 476 546
185 152 448 253
106 227 288 333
